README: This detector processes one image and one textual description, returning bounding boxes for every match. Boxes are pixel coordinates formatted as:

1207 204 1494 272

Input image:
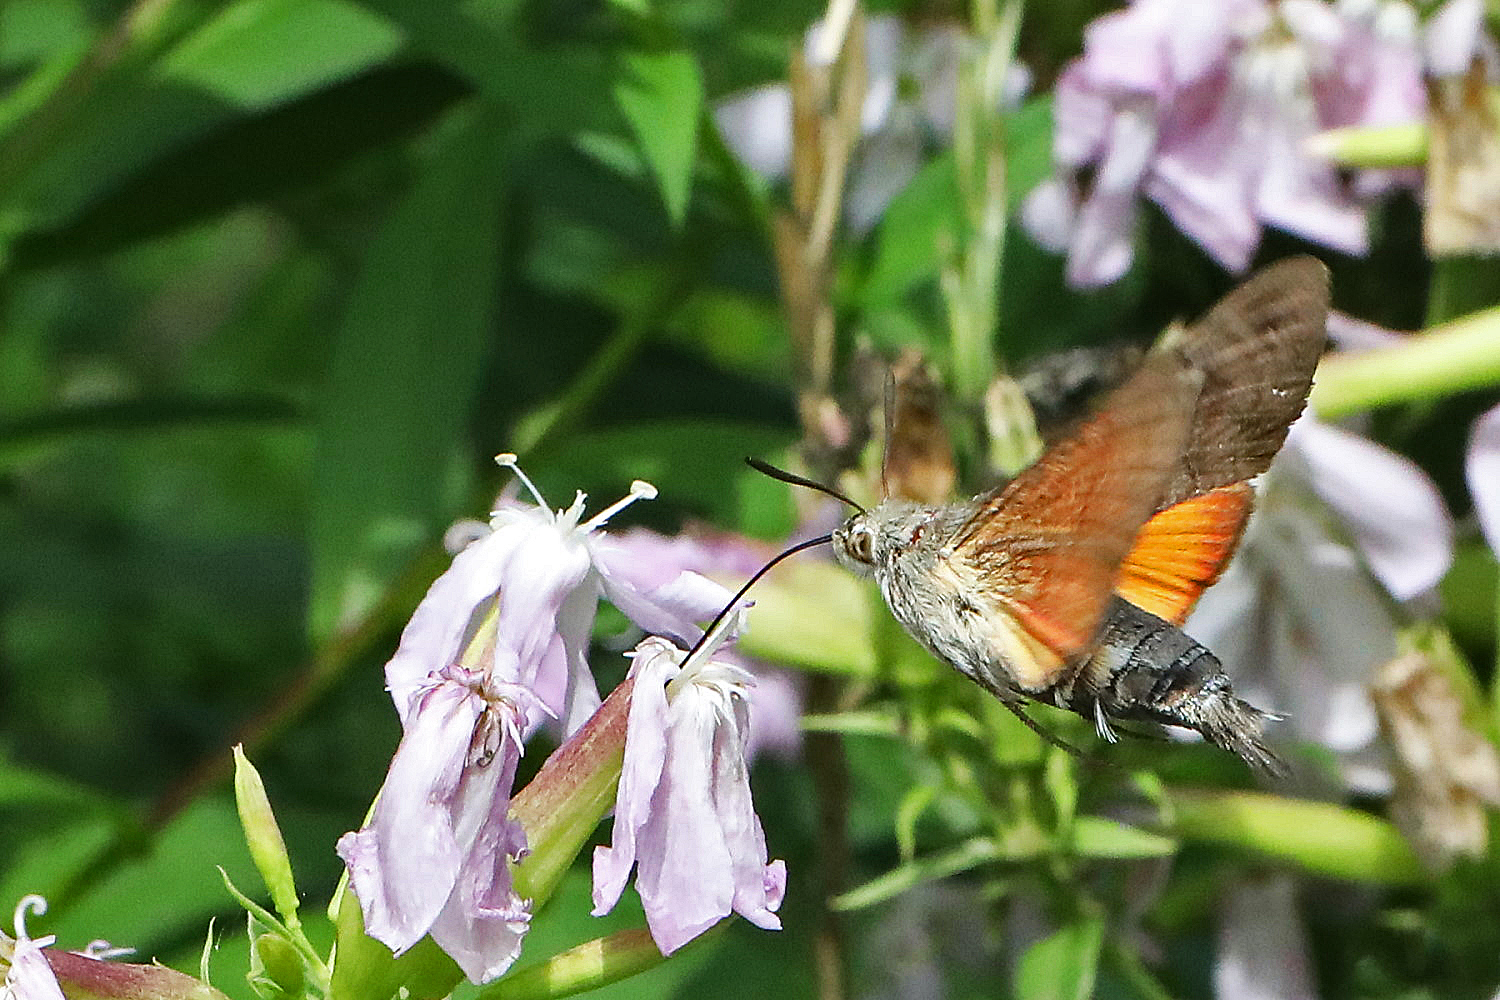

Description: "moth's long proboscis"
685 532 835 661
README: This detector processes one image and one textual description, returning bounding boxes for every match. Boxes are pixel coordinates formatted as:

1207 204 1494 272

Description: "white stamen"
12 895 47 941
494 453 550 509
580 479 657 532
81 940 134 960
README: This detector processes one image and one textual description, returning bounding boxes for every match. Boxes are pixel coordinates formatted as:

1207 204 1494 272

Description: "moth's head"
832 502 932 576
831 512 879 575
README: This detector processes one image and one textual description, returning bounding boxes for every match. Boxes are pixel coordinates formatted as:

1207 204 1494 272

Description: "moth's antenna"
880 367 896 499
685 532 835 661
745 457 866 514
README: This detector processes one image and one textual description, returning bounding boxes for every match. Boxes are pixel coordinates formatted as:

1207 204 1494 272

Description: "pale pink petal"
1065 106 1158 286
1292 419 1454 600
713 86 793 179
6 898 64 1000
7 946 65 1000
338 659 535 981
338 678 484 951
592 644 674 916
383 523 527 721
1050 64 1113 167
1426 0 1485 76
636 692 736 953
1254 126 1369 256
711 695 785 929
1467 403 1500 553
1020 177 1080 254
592 636 784 955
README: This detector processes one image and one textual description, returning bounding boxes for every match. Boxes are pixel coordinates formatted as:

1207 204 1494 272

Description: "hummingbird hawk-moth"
747 256 1329 773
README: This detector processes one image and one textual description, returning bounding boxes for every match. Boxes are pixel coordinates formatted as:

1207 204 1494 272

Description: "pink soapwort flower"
339 457 735 983
1186 417 1453 791
1023 0 1425 287
1467 402 1500 553
592 629 786 955
3 897 63 1000
385 455 727 738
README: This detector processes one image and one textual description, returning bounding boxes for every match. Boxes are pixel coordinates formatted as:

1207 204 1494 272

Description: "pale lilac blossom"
1186 417 1453 791
714 13 1029 232
1023 0 1426 287
339 459 734 982
1467 403 1500 553
592 629 786 954
3 896 64 1000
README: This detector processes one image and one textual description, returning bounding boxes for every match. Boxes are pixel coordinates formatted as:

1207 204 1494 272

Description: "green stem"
1309 304 1500 418
479 930 672 1000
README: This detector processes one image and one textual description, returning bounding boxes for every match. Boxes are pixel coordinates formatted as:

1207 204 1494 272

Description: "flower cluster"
1023 0 1428 286
336 458 786 983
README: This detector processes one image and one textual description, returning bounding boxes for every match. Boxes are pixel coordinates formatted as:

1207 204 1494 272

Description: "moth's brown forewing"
1108 255 1328 625
944 355 1203 687
1158 255 1330 510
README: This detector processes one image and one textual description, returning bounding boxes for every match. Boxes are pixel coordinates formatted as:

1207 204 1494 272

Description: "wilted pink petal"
1290 419 1454 600
5 897 64 1000
338 661 540 983
1467 403 1500 553
593 635 785 955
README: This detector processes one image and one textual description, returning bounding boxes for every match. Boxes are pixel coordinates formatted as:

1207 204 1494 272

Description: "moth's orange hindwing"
1115 482 1254 625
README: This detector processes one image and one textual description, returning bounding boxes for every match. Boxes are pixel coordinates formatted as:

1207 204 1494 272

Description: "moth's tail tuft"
1195 696 1287 777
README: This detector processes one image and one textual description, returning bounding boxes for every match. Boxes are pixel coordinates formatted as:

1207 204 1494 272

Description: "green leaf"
1069 816 1177 860
614 49 703 226
831 838 1001 911
1170 789 1425 885
1014 915 1104 1000
307 101 508 641
0 0 402 243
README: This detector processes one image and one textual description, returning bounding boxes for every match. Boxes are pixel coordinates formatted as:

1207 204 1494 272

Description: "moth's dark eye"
851 528 874 563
